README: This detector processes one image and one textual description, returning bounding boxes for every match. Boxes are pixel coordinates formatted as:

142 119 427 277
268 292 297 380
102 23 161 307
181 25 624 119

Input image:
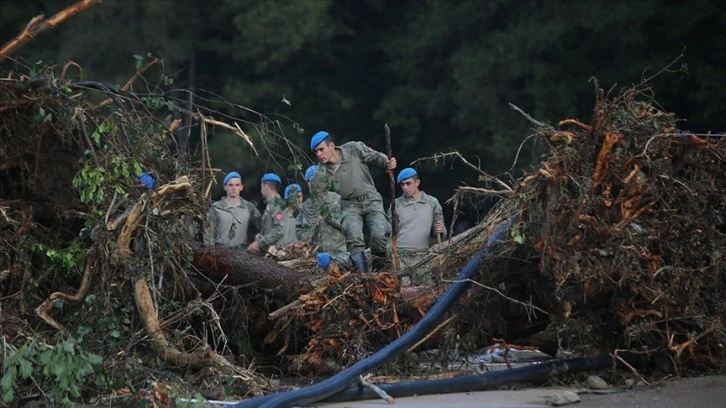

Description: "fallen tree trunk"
190 242 317 302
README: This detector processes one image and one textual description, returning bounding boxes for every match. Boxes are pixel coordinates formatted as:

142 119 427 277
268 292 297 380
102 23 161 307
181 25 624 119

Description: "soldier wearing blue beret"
309 131 397 272
204 171 261 249
388 168 445 285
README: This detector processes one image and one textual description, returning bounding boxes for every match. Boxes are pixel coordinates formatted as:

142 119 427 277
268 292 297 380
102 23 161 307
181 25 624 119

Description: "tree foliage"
1 0 724 218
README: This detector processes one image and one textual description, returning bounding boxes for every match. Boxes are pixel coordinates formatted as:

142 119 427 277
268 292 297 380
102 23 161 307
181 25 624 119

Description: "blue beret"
396 167 418 184
284 183 302 200
317 253 331 269
223 171 241 186
261 173 282 184
310 131 329 151
139 172 155 190
304 165 318 182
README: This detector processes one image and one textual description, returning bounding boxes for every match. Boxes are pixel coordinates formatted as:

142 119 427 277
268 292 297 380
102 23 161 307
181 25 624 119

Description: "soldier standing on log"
299 164 353 270
309 131 396 272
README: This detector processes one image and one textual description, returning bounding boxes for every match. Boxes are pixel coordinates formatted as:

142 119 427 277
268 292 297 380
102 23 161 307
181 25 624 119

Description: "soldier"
247 173 293 254
299 164 353 270
309 131 396 272
389 168 445 285
281 183 303 245
204 171 261 249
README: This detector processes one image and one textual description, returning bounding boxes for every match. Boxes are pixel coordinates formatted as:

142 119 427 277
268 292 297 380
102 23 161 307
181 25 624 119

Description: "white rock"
587 375 609 390
550 390 581 406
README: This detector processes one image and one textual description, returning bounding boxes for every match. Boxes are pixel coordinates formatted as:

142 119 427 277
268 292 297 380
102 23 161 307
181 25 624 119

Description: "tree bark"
190 242 316 302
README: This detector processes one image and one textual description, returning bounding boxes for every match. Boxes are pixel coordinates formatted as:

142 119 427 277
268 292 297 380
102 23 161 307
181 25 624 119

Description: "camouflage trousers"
398 250 433 286
341 193 390 255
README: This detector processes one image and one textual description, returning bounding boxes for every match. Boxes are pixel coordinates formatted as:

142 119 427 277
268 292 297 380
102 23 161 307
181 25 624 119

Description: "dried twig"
269 299 302 320
0 0 101 60
449 278 551 319
613 350 650 387
199 114 258 155
96 57 162 109
35 261 95 332
359 374 395 404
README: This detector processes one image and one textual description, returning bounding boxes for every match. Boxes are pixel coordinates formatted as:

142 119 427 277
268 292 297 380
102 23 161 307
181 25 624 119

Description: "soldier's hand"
435 220 445 234
247 241 260 254
386 157 397 170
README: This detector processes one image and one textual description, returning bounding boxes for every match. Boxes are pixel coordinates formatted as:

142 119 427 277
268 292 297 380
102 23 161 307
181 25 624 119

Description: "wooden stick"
613 350 650 387
385 123 401 273
268 299 302 320
96 57 162 109
359 374 395 404
0 0 101 60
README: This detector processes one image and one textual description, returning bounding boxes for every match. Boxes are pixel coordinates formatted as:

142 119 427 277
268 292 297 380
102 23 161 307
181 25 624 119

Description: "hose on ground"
233 214 519 408
321 355 613 403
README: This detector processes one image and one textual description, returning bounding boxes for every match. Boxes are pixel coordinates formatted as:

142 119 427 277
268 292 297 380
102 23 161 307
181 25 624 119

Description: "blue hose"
234 213 519 408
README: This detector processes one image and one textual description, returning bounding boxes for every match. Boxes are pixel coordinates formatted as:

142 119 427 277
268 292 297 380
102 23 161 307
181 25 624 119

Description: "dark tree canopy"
1 0 724 221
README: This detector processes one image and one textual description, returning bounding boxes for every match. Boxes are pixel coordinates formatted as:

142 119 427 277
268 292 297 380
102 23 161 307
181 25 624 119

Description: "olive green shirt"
388 191 444 251
258 195 288 251
310 141 387 200
204 197 261 248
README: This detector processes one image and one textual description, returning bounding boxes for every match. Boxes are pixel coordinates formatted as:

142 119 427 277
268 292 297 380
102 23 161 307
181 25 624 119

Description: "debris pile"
439 86 725 371
267 265 413 373
1 63 724 406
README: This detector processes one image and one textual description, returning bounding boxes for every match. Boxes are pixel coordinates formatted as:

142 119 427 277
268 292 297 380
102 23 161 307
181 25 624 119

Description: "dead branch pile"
436 86 726 372
0 68 285 403
265 265 415 373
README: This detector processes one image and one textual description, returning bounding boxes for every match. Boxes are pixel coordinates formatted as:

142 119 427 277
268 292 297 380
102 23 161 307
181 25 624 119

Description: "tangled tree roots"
437 85 726 373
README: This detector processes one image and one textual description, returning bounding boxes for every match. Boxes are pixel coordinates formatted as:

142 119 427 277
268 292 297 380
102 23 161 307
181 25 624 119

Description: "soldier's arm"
350 141 387 168
247 201 262 235
258 205 286 250
430 197 446 239
326 193 344 229
203 206 218 246
298 199 320 241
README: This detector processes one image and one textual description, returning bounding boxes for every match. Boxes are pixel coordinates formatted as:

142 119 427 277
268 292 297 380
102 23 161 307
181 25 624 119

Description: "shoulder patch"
276 213 284 221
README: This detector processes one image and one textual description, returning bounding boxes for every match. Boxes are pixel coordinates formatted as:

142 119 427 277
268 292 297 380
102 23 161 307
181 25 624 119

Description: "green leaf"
0 369 16 391
86 353 103 365
40 349 53 365
61 340 75 354
19 359 33 378
1 388 14 404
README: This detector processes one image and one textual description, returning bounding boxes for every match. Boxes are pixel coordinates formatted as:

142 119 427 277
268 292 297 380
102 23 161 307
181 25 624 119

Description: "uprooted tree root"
2 61 725 406
431 85 726 373
0 67 292 403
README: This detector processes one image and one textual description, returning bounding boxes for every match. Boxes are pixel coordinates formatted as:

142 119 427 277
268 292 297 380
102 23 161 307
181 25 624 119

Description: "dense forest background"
2 0 725 225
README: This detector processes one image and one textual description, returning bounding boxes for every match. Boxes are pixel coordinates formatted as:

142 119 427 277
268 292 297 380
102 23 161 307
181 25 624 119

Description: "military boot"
350 251 368 273
371 252 388 272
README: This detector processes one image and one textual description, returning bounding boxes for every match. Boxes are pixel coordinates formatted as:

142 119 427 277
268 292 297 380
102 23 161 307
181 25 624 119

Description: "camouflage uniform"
389 191 444 285
280 207 299 246
310 141 390 256
257 195 290 252
204 198 261 249
298 191 352 269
